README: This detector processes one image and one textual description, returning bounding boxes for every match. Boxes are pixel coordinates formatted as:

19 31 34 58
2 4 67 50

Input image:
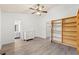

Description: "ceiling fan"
29 4 47 15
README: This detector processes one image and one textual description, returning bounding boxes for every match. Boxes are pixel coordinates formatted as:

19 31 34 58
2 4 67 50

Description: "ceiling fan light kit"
29 4 47 16
36 12 41 15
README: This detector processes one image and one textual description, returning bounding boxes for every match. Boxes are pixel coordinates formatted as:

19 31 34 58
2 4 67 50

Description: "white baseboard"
2 40 14 46
34 37 46 39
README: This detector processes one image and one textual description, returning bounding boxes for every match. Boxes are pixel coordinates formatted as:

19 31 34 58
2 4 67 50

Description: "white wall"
1 12 39 45
33 16 43 37
1 12 15 44
0 8 1 49
38 4 79 38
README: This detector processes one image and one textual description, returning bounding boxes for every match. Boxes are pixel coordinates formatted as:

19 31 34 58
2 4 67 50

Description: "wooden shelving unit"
51 10 79 54
51 16 77 48
62 16 77 47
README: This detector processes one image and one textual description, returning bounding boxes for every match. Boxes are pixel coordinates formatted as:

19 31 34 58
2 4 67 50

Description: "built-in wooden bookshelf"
51 16 77 47
51 10 79 54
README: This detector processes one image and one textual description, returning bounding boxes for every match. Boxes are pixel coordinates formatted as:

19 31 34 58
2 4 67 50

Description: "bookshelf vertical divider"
61 19 63 43
51 20 53 43
76 10 79 54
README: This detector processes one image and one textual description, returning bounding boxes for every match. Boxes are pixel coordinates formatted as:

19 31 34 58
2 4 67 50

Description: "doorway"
14 20 21 39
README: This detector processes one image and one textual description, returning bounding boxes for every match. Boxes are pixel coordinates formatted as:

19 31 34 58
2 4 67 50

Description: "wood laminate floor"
1 37 77 55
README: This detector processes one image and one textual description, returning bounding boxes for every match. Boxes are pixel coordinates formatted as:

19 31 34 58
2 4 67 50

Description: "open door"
76 9 79 54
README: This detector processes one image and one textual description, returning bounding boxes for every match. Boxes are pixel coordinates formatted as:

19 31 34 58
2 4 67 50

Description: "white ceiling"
0 4 57 13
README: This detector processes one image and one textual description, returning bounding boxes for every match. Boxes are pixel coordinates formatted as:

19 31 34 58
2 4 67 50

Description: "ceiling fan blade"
29 8 35 10
32 12 36 14
41 11 47 13
42 5 44 8
37 4 40 6
37 4 40 10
